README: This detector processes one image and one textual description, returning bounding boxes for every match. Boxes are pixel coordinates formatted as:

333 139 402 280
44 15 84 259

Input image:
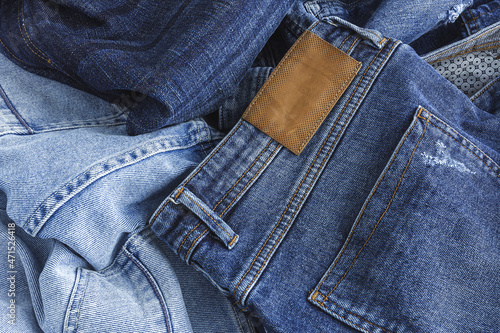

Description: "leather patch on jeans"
242 30 361 155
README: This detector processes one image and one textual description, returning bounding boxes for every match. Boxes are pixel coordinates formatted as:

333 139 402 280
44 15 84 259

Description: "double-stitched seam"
467 8 479 32
185 228 209 261
220 144 280 216
465 5 500 26
426 25 500 61
177 222 202 254
183 190 233 239
0 83 33 133
426 116 500 178
17 0 52 65
213 139 274 212
149 121 243 225
428 43 500 64
338 35 353 50
18 1 51 62
322 116 429 303
297 46 362 153
233 40 396 304
316 106 425 298
471 76 500 101
320 300 392 333
346 37 360 54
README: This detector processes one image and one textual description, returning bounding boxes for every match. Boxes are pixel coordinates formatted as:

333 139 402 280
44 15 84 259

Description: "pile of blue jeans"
1 1 499 332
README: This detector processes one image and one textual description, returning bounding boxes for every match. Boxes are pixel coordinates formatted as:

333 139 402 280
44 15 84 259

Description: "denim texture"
0 0 296 135
0 0 499 332
151 18 500 333
0 50 255 333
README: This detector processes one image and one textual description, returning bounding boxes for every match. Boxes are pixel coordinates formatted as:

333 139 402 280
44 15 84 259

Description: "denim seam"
213 139 274 212
182 189 235 241
346 37 360 54
296 39 362 153
185 228 209 261
25 127 210 235
179 140 280 256
0 83 33 133
314 107 425 299
322 111 429 300
233 40 398 305
151 121 244 251
219 143 281 216
122 248 173 333
465 5 500 27
17 1 51 64
470 76 499 101
426 115 500 177
314 109 428 333
425 25 500 62
63 267 89 333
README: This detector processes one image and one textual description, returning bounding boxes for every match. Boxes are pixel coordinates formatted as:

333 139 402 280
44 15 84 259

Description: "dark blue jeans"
151 17 500 333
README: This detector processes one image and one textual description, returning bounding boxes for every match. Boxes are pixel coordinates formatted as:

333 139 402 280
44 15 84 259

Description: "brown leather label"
242 30 361 155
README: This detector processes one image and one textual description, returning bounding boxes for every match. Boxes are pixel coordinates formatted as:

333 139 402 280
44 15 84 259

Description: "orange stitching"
220 144 280 216
323 116 429 303
213 139 273 212
177 222 201 254
297 46 362 152
379 37 387 45
471 76 499 101
184 192 232 239
318 300 393 333
228 235 238 247
149 121 243 225
347 37 360 54
20 3 51 61
0 37 29 65
316 106 422 297
17 1 50 63
426 118 500 178
174 187 184 200
426 25 500 61
466 5 500 25
428 43 500 64
233 40 397 303
338 35 352 50
184 229 208 261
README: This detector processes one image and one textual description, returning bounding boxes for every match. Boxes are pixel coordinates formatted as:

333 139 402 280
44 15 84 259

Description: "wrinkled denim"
0 51 255 333
0 0 296 135
151 10 500 333
0 0 499 332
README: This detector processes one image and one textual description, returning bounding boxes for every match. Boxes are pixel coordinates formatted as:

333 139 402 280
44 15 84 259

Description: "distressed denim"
0 51 255 333
151 16 500 333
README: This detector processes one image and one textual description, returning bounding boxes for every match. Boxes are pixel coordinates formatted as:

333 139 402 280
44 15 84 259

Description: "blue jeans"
0 50 255 333
151 17 500 333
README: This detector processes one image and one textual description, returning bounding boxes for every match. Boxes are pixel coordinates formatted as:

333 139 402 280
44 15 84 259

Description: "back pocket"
309 107 500 333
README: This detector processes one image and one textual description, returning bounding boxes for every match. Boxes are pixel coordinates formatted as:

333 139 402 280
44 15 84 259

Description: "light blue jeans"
0 50 255 333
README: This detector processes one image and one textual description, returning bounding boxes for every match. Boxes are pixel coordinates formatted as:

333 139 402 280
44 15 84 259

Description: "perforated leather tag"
242 30 361 155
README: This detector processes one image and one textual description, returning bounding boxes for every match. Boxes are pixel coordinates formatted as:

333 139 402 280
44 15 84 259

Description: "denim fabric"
151 18 500 333
0 51 255 333
0 0 296 135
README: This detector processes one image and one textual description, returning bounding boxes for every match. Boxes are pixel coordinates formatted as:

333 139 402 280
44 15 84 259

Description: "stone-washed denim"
151 11 500 333
0 50 256 333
